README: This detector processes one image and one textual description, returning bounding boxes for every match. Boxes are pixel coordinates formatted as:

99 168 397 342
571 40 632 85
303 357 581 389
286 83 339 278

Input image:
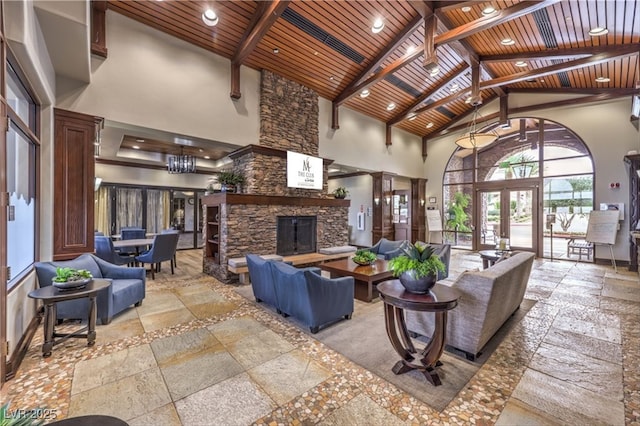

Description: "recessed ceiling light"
595 76 610 83
132 145 140 150
386 103 396 111
450 83 459 92
406 45 416 54
372 17 384 34
589 27 609 36
482 6 496 16
426 122 434 128
525 78 537 83
329 75 335 81
272 48 279 54
501 38 515 46
202 9 219 27
461 6 472 12
204 155 210 159
565 16 572 22
408 113 417 121
429 67 440 77
360 89 370 98
515 61 528 67
199 149 204 152
135 138 145 143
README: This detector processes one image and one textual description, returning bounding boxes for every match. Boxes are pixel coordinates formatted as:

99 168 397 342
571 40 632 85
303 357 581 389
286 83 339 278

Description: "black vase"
398 270 436 294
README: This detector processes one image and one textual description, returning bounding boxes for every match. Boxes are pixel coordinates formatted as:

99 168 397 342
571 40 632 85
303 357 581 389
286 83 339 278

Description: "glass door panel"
509 189 535 250
478 190 501 249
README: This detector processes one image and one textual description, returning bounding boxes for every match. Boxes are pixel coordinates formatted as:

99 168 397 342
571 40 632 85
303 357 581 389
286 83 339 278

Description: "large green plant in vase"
388 243 445 294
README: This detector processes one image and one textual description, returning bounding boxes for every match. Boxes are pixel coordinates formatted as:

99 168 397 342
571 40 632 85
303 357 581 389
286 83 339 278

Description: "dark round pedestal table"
377 279 460 386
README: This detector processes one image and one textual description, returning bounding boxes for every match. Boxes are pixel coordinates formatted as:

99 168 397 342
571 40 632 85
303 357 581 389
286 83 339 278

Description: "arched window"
442 118 594 259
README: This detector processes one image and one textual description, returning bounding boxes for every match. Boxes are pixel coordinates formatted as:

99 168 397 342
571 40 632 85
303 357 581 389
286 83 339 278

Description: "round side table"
28 279 111 357
377 280 459 386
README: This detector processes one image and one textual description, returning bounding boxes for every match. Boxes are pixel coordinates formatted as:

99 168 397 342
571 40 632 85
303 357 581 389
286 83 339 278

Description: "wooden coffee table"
320 258 393 302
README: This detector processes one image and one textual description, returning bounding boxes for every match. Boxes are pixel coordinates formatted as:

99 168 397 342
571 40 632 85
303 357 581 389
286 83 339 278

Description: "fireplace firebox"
277 216 317 256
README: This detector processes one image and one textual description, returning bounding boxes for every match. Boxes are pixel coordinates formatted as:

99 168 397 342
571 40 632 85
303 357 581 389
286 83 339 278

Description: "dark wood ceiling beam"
351 14 424 88
479 46 613 63
433 8 506 96
434 1 562 46
499 94 508 127
423 96 495 141
480 46 640 90
91 1 108 58
509 88 640 96
230 0 290 99
387 65 467 125
331 14 424 128
431 91 639 137
335 0 553 106
423 14 438 69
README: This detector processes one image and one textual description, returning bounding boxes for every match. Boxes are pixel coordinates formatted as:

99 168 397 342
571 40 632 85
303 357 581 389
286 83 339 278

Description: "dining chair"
161 228 180 267
135 233 179 279
119 228 146 255
95 236 135 266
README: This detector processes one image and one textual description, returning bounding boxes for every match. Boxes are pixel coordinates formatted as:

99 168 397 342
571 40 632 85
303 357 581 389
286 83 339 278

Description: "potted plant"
352 249 377 266
388 242 445 294
52 267 93 290
333 187 349 199
217 171 244 193
204 183 215 195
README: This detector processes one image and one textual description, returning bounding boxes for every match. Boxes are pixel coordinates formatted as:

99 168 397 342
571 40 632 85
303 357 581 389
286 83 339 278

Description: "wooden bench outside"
228 248 357 284
566 238 593 261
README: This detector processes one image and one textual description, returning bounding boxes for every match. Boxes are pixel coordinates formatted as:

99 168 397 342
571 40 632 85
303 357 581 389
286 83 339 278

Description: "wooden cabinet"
371 172 395 243
53 109 102 260
205 204 220 264
624 154 640 271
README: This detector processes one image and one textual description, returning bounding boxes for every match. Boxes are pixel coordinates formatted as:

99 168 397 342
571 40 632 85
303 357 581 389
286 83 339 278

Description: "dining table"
112 238 155 250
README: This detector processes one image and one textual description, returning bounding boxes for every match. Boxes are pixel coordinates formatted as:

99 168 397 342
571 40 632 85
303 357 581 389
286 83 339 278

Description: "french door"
476 181 539 254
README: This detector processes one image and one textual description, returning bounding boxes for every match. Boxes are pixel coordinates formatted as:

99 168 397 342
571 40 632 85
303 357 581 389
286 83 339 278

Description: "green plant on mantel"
333 187 348 199
217 170 244 185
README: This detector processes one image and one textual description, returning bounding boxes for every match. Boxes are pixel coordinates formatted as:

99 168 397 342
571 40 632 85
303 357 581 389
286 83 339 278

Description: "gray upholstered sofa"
406 251 535 360
35 253 146 325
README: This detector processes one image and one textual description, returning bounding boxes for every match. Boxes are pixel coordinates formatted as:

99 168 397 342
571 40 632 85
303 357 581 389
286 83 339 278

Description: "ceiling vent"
436 106 456 119
281 8 365 64
533 9 558 48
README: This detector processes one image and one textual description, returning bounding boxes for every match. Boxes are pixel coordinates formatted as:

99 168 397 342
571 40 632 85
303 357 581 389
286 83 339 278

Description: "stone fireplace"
202 71 350 282
277 216 317 256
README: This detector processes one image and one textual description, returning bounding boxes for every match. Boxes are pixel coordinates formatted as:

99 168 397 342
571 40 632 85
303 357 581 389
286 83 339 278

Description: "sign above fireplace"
287 151 323 190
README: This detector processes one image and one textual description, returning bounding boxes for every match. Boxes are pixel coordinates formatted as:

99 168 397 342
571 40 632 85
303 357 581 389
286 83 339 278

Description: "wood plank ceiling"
107 0 640 143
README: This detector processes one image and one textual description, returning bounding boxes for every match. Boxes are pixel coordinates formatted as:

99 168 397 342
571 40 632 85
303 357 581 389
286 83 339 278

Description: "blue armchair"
246 254 280 309
369 238 410 260
34 253 145 324
135 233 179 279
271 262 354 333
95 236 135 266
119 228 146 255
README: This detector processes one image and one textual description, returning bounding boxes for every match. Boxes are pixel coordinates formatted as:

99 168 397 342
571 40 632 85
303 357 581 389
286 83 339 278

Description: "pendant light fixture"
454 105 498 149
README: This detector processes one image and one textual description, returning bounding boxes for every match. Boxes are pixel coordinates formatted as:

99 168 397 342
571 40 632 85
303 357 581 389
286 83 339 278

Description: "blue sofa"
246 254 354 333
34 253 146 325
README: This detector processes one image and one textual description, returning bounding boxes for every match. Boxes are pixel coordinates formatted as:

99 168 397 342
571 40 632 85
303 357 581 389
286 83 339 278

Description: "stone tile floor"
2 250 639 425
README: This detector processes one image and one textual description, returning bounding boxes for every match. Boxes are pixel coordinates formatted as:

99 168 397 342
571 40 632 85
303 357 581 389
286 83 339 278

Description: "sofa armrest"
93 255 146 281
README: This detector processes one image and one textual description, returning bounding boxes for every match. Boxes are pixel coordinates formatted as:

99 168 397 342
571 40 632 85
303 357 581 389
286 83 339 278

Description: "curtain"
146 189 170 233
94 187 111 235
163 191 171 230
115 188 143 232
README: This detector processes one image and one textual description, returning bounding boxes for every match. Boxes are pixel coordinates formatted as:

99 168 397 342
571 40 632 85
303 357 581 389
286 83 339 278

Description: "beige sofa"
406 251 535 360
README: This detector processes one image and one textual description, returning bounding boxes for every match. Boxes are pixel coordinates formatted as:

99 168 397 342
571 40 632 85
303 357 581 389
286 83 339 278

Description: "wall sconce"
385 196 391 205
374 197 380 206
420 199 425 206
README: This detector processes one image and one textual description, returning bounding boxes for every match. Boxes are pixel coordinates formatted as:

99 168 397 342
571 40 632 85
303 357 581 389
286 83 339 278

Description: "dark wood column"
411 178 427 243
53 109 101 260
371 172 395 243
624 154 640 271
